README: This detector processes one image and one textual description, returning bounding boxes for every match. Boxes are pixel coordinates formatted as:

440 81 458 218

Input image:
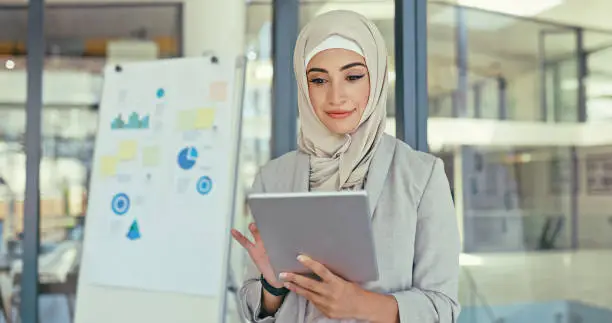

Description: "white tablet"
246 190 379 283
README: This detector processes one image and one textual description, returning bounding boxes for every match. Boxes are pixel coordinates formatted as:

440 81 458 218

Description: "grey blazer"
239 134 461 323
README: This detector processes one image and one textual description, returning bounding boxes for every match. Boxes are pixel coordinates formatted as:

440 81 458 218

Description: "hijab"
293 10 389 191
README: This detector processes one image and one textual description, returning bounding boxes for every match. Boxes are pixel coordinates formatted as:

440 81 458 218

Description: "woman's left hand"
279 255 367 320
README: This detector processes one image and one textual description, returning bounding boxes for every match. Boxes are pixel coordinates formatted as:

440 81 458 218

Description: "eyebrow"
340 62 366 71
307 62 366 74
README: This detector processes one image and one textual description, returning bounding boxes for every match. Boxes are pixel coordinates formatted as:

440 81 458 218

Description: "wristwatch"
260 274 289 297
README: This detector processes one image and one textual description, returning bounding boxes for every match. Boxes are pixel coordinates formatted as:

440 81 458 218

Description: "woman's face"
306 49 370 135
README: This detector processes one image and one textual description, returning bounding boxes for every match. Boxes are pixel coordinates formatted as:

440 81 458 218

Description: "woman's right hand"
231 223 284 288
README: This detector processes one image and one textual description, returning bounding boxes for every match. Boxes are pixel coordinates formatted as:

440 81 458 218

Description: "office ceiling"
0 0 608 47
0 4 180 41
245 0 612 93
0 0 610 91
249 1 612 57
529 0 612 31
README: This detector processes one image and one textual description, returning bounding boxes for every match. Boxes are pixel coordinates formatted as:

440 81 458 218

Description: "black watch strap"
260 274 289 297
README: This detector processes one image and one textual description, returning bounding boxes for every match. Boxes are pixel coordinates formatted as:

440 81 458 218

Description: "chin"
323 119 360 135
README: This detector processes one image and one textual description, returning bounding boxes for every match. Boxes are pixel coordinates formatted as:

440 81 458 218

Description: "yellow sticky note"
194 108 216 129
142 146 160 167
118 140 138 161
176 110 196 130
100 156 118 176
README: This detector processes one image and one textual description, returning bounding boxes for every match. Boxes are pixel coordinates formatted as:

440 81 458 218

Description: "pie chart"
177 146 198 170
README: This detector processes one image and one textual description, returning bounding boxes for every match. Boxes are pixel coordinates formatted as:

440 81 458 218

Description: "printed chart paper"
83 57 237 296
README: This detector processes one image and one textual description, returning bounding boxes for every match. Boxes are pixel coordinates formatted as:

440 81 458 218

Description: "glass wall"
425 3 612 323
0 5 27 322
0 3 182 322
243 3 273 192
245 1 612 322
585 31 612 122
7 2 254 323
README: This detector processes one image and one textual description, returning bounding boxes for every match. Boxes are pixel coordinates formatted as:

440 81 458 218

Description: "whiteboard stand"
226 269 244 323
219 55 248 323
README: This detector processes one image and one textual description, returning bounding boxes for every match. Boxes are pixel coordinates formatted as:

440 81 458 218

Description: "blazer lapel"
293 152 310 192
364 135 396 218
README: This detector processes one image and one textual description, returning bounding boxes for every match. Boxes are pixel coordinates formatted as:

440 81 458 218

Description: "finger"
284 282 325 303
297 255 335 282
280 273 327 295
248 223 262 243
231 229 254 249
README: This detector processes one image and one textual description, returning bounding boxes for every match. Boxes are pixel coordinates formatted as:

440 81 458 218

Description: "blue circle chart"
111 193 130 215
196 176 213 195
177 146 198 170
156 88 165 98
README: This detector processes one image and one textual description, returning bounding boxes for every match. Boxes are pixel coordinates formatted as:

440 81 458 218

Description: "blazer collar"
364 134 395 217
292 134 396 218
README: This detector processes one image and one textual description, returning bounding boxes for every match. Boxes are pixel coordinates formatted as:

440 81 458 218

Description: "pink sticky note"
209 81 227 102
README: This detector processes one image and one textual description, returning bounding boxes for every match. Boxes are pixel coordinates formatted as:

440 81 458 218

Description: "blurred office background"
1 0 612 322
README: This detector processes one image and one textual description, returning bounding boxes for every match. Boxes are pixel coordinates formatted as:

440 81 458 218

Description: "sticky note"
142 146 160 167
176 110 196 130
209 82 227 102
118 140 138 161
100 156 118 176
194 108 216 129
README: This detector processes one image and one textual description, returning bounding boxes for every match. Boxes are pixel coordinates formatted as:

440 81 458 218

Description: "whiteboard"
75 56 243 323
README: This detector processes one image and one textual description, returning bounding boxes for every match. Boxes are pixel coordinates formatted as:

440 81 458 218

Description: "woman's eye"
309 78 326 84
347 74 365 81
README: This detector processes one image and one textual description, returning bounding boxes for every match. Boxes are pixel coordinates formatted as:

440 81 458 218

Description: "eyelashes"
347 74 365 81
308 74 366 84
309 78 326 84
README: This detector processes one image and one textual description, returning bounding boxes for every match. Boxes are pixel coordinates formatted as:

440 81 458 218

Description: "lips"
326 109 355 119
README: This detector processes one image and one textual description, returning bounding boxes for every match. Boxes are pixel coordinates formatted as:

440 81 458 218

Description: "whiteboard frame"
75 55 248 323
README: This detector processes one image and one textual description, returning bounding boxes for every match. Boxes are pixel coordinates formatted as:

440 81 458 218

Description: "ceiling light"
563 77 612 97
430 7 518 30
5 60 15 70
587 98 612 121
254 63 273 81
247 50 257 61
457 0 563 17
388 70 396 82
459 253 483 266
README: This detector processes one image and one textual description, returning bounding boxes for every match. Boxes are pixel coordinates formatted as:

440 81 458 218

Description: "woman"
231 9 460 323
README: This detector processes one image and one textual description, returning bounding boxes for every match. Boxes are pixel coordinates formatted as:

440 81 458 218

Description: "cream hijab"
294 10 389 191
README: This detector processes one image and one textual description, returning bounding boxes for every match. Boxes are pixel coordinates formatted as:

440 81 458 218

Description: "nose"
328 82 346 106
